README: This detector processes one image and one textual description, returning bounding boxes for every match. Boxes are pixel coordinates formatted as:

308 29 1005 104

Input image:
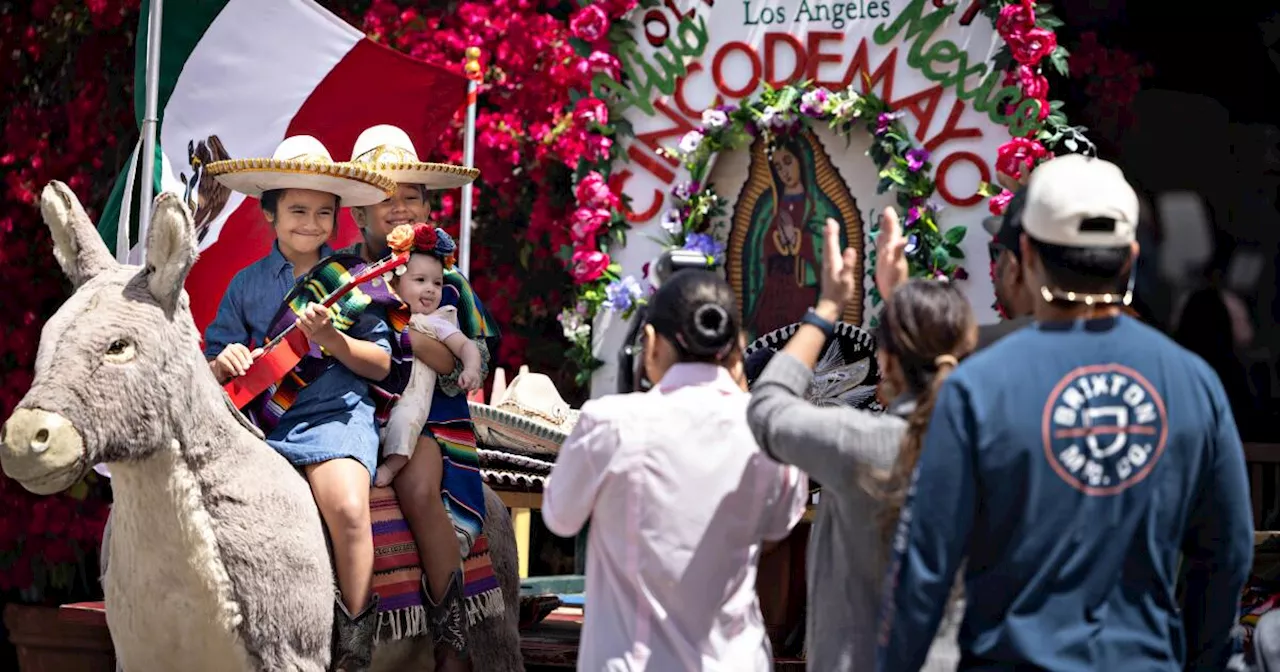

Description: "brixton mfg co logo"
1041 364 1168 496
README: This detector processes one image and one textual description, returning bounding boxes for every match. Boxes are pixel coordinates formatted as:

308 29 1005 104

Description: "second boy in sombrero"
342 124 496 670
204 135 395 670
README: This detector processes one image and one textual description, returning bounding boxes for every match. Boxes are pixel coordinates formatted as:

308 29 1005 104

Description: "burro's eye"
104 338 136 363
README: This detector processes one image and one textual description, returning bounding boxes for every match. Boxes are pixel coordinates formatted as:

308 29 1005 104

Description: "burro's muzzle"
0 408 88 495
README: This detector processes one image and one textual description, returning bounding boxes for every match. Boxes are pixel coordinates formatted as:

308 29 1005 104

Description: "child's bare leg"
394 435 464 599
305 459 374 612
374 454 408 487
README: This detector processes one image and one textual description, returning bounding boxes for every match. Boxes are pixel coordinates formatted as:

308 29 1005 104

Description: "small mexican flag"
99 0 468 335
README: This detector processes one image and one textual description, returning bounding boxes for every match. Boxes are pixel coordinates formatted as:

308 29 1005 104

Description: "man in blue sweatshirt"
876 155 1254 671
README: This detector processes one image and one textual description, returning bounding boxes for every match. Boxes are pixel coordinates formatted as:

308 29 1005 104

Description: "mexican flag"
99 0 468 335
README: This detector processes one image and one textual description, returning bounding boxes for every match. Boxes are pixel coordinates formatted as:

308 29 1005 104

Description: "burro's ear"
41 181 118 287
145 192 198 312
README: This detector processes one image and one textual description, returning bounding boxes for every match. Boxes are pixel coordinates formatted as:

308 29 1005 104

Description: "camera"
616 250 719 394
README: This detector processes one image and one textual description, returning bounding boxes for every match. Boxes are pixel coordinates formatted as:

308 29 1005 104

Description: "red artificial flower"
1009 27 1057 66
996 138 1049 181
412 223 439 252
995 0 1036 39
570 249 610 284
988 189 1015 215
1015 64 1049 99
569 5 609 43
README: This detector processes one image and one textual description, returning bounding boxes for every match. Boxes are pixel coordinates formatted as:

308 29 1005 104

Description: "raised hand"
818 218 860 312
874 207 908 299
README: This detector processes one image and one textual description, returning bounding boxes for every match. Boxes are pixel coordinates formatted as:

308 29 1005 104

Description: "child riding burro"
203 135 398 670
342 124 499 671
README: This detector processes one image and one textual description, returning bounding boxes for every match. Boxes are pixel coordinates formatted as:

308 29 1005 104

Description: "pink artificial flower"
573 96 609 126
570 207 612 242
585 133 613 162
587 50 621 78
570 249 611 284
569 5 609 43
575 171 619 209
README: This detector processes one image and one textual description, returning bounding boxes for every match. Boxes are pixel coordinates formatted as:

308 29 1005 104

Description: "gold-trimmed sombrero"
351 124 479 190
206 135 395 207
469 370 579 456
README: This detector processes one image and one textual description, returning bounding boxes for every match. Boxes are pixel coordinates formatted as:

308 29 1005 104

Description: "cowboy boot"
424 569 469 663
332 591 379 672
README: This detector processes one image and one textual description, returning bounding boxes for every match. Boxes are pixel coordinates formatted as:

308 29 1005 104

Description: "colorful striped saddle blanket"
370 486 504 642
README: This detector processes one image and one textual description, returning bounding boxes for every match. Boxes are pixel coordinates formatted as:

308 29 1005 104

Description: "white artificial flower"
701 109 729 129
677 130 704 154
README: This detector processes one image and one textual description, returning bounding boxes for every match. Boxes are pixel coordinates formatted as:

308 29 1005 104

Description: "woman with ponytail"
747 214 975 672
542 270 810 671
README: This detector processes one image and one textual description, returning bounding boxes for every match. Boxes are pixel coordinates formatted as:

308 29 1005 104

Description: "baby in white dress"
376 251 482 486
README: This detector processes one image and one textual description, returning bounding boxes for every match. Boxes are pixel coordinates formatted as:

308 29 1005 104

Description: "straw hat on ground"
205 134 394 207
350 124 479 190
469 368 579 456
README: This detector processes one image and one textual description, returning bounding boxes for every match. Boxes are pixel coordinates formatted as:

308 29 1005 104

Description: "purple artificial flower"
683 232 726 261
906 148 930 172
673 180 701 202
605 276 645 311
903 233 920 255
907 206 923 224
875 110 905 135
799 88 830 118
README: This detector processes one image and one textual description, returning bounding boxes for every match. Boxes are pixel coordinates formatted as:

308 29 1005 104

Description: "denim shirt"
203 242 391 427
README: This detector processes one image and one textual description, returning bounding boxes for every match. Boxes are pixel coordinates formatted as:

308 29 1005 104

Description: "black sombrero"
745 321 883 411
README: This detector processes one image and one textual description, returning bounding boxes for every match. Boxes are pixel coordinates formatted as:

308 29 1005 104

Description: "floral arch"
557 0 1096 382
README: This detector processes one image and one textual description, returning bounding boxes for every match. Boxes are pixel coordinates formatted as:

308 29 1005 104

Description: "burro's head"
0 181 200 494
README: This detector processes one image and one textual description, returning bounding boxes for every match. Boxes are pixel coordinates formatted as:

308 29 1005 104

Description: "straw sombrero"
205 135 394 207
469 370 579 456
745 321 882 410
351 124 479 190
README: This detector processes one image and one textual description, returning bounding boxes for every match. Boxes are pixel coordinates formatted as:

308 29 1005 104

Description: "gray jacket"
747 352 961 672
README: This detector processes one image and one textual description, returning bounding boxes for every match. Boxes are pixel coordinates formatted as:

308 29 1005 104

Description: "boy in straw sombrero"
343 124 495 669
203 135 396 670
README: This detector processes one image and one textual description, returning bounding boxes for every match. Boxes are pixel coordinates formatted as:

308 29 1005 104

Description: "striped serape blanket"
370 486 504 642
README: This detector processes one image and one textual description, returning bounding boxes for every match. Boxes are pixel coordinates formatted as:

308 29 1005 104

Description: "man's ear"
351 206 367 230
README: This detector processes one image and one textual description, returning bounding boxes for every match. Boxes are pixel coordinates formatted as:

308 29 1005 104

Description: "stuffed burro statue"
0 182 523 672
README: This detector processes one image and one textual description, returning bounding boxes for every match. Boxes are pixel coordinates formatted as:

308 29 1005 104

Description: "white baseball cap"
1022 154 1139 248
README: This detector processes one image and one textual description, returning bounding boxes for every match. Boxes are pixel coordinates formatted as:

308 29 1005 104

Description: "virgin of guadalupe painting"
728 127 865 340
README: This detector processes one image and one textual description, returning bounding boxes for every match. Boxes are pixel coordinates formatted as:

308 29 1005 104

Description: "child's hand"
458 367 483 391
296 303 341 350
212 343 255 381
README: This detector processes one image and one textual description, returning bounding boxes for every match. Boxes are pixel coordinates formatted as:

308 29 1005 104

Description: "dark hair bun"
646 270 740 363
683 303 733 357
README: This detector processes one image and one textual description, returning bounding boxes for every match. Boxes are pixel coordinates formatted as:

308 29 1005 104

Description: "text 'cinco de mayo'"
597 0 1041 220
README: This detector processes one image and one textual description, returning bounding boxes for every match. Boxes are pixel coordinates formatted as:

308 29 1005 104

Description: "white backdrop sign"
592 0 1025 395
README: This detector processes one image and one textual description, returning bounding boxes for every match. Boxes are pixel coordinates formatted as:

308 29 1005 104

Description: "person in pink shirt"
542 269 809 671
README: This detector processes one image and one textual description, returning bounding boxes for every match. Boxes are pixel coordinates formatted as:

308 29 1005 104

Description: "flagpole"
137 0 164 260
459 46 481 277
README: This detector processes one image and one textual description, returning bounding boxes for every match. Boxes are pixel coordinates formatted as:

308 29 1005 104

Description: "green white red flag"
99 0 468 334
